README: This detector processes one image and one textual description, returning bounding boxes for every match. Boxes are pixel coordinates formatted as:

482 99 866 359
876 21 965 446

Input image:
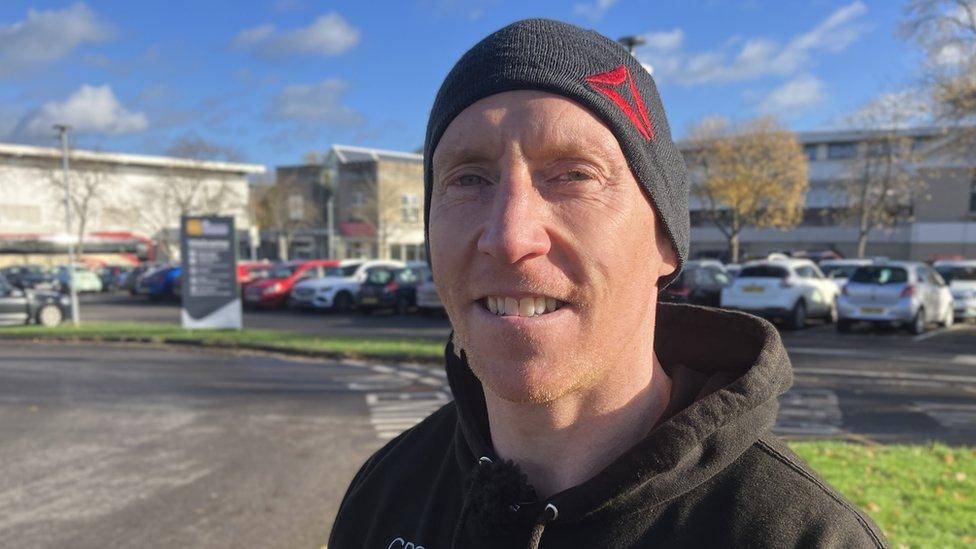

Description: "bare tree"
685 117 809 263
46 163 109 256
253 171 324 260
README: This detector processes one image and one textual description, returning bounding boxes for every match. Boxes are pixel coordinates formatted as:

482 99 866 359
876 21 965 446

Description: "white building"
0 142 265 265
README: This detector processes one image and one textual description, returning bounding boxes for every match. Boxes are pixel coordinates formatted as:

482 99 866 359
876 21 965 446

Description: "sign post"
180 216 242 330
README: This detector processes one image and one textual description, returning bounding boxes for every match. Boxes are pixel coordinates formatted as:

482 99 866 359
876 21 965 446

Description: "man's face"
430 90 676 404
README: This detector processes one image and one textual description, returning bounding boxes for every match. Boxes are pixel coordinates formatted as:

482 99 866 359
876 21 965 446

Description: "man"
330 19 886 548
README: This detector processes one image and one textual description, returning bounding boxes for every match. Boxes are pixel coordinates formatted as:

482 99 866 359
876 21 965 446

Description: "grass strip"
792 441 976 548
0 322 444 362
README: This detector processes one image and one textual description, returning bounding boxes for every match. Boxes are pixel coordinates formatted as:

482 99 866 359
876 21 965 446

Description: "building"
0 142 264 266
263 144 425 262
685 127 976 261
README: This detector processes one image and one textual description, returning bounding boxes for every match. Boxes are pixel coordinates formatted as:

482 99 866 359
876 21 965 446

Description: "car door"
0 275 29 325
925 267 950 322
794 265 823 315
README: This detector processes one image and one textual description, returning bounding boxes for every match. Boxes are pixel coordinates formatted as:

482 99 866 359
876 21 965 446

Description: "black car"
660 261 733 307
357 266 423 315
0 272 70 327
1 265 57 291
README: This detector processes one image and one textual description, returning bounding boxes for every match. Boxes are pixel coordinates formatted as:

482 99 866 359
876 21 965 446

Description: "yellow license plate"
361 297 378 304
860 307 884 314
743 286 764 293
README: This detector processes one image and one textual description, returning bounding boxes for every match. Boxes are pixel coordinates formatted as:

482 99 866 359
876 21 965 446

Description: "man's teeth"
485 296 563 317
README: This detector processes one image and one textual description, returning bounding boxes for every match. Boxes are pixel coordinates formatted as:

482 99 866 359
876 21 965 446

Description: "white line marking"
796 366 976 385
913 327 949 342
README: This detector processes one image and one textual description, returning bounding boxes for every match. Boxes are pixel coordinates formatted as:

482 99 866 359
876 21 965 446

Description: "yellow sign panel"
186 219 203 236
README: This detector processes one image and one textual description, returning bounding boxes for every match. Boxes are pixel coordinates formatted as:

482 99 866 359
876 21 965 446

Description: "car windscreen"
936 266 976 282
850 266 908 284
271 266 296 278
738 265 788 278
366 268 395 284
822 265 859 279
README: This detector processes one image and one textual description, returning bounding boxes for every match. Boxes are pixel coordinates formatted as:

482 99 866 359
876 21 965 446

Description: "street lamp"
54 124 80 326
618 35 646 55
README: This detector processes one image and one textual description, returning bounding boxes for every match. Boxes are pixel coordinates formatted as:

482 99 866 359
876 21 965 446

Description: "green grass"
1 324 972 546
0 322 444 362
792 441 976 548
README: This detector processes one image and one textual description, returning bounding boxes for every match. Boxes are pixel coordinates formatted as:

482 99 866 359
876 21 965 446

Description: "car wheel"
333 292 353 312
836 319 852 333
395 297 410 316
37 304 63 327
788 300 807 330
909 309 926 335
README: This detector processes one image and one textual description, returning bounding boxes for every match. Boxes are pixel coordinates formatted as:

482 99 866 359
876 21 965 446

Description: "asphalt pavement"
2 294 975 547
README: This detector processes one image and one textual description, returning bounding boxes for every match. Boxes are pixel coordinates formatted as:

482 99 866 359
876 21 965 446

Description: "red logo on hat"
584 65 654 141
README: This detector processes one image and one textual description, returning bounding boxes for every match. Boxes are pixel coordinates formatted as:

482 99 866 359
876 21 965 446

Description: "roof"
329 144 422 164
339 220 376 238
0 142 266 175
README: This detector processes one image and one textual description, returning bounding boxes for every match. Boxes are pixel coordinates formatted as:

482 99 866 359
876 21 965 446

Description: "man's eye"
455 174 487 187
555 170 594 183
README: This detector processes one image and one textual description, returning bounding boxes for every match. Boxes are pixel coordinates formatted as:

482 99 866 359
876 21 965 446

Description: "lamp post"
54 124 80 326
618 35 646 54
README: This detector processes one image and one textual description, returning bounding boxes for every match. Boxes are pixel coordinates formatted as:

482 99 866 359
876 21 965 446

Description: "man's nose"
476 170 551 264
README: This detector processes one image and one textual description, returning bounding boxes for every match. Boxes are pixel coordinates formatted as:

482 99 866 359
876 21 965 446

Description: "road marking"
790 346 976 368
774 388 843 436
365 391 452 440
914 401 976 429
912 326 953 342
795 366 976 386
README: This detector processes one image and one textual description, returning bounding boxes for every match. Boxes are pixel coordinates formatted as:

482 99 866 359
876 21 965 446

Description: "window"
351 191 365 208
795 266 815 279
401 194 420 223
850 266 908 284
390 244 403 260
827 142 857 160
803 144 818 161
739 265 788 278
866 140 893 157
288 194 304 221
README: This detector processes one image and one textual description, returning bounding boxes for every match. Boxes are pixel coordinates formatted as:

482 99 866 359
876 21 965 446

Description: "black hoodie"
329 304 888 548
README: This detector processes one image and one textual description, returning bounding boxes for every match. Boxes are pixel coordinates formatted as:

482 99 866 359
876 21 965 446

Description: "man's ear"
655 225 678 279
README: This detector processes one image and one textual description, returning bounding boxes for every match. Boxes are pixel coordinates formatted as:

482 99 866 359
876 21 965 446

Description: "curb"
0 334 444 366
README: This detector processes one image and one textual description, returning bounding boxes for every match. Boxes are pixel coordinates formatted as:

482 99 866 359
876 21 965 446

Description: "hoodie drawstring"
526 503 559 549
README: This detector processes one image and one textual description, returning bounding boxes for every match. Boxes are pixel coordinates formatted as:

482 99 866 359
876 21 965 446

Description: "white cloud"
637 1 869 85
835 89 931 130
0 2 114 78
232 13 359 58
573 0 618 21
759 74 826 114
14 84 148 138
272 79 362 126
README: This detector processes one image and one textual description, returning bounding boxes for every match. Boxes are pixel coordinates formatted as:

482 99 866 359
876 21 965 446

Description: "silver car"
934 260 976 321
837 262 954 334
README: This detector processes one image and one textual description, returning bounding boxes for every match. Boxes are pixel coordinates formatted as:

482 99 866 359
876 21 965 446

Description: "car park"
244 259 339 309
660 260 732 307
837 262 954 334
819 259 873 292
136 266 182 301
0 265 57 290
357 265 425 315
934 259 976 322
0 272 70 327
720 258 839 329
416 268 444 315
289 259 406 312
57 265 103 293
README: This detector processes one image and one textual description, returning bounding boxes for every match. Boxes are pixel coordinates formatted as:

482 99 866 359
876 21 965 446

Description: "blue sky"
0 1 923 169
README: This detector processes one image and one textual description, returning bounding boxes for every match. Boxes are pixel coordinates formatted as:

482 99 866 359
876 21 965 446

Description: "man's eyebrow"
432 148 496 170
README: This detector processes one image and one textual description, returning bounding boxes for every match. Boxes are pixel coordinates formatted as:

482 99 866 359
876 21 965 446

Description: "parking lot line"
796 366 976 386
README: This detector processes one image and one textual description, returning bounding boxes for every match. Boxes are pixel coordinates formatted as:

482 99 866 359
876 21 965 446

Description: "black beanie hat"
423 18 690 286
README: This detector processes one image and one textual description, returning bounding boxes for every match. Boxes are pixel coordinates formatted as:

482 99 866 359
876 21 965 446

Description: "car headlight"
263 283 282 295
60 295 70 305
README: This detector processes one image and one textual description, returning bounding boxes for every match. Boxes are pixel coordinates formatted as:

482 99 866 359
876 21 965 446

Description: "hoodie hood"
445 302 793 528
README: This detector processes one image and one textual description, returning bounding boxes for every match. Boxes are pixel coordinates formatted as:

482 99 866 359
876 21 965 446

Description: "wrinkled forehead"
431 90 627 172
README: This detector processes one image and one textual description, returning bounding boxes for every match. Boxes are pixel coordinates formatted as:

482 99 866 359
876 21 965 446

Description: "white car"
416 268 444 314
720 258 839 329
289 259 405 311
819 259 873 292
934 260 976 321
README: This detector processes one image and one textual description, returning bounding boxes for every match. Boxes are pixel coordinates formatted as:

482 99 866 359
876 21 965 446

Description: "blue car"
136 266 182 301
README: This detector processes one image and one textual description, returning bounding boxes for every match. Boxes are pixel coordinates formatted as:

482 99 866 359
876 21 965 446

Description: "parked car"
289 259 406 312
0 272 70 327
357 265 425 314
720 258 839 329
243 259 340 309
238 260 273 289
818 259 873 292
660 260 732 307
416 268 444 315
97 265 131 291
934 259 976 322
724 263 742 278
125 264 157 295
136 266 182 301
0 265 57 290
57 265 103 293
837 262 954 334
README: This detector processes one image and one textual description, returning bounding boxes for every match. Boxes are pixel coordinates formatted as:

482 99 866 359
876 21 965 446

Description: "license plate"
743 286 764 293
860 307 885 314
361 297 378 304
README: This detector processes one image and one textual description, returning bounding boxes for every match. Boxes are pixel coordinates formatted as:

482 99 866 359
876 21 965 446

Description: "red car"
243 260 338 308
237 260 272 288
